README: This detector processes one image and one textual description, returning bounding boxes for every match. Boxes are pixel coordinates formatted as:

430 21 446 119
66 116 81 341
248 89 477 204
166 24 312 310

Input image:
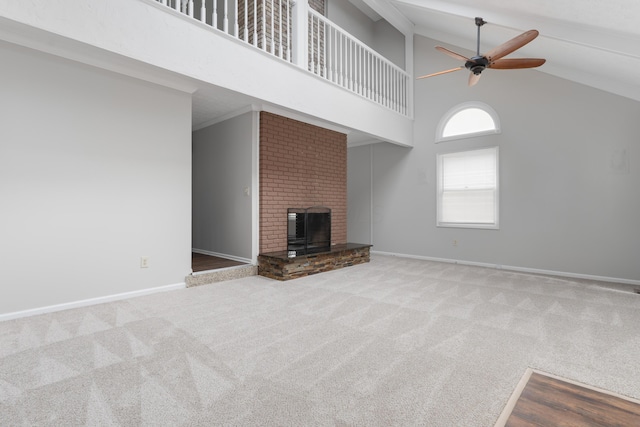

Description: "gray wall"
372 19 405 69
192 112 255 261
327 0 374 47
0 41 192 316
347 144 372 244
347 35 640 283
327 0 404 68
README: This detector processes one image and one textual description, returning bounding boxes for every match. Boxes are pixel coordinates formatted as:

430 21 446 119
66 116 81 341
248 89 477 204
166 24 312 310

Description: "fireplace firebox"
287 207 331 256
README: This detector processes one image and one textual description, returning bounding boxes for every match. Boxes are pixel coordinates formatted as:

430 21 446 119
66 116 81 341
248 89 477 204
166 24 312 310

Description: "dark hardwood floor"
192 252 246 272
502 370 640 426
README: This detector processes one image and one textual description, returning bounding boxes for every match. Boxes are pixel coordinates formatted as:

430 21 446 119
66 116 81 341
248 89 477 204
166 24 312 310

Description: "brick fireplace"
258 112 370 280
259 111 347 253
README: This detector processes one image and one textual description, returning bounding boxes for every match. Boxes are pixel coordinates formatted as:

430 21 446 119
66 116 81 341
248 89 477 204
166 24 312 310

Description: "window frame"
435 101 501 143
436 146 500 230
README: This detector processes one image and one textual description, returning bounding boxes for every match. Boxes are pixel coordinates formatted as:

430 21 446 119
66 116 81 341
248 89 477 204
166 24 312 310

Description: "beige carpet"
1 255 639 426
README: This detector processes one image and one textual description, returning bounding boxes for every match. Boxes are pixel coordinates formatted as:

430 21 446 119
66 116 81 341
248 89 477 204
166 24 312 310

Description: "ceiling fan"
417 17 546 86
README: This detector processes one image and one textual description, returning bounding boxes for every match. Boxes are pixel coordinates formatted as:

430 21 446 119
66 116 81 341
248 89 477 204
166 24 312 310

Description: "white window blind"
437 147 499 228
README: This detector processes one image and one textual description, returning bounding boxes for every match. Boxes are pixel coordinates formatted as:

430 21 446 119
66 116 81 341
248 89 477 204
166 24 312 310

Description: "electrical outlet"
140 256 150 268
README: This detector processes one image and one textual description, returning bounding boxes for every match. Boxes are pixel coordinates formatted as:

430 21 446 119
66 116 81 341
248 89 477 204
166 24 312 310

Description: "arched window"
436 102 500 143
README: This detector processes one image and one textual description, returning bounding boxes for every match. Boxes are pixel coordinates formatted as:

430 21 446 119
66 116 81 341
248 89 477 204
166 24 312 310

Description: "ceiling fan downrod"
475 17 486 56
466 17 488 75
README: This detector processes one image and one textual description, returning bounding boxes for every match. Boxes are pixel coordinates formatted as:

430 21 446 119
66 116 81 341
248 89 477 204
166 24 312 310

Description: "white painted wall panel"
0 42 192 315
347 144 373 244
192 112 255 260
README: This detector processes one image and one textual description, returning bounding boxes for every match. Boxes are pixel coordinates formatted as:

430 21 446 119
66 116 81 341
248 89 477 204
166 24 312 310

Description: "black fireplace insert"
287 206 331 256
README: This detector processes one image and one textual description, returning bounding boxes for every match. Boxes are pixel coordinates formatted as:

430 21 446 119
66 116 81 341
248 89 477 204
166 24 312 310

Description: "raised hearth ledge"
258 243 372 281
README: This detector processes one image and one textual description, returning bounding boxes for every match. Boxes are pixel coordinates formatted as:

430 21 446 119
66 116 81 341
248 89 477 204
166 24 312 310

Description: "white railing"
308 9 409 116
154 0 409 116
157 0 292 61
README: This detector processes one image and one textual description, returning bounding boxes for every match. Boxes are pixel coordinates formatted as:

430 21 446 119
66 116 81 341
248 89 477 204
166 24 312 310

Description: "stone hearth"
258 243 372 280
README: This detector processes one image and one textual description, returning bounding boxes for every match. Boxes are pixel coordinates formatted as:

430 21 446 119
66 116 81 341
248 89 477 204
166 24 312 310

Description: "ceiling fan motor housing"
466 56 489 75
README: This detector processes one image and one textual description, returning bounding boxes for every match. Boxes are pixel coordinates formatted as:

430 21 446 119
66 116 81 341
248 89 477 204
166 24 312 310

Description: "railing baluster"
212 0 218 29
368 51 372 99
313 16 317 74
223 0 229 33
356 44 360 94
277 0 282 57
200 0 206 22
390 67 394 109
376 57 380 102
233 0 238 36
348 40 352 90
253 0 258 46
243 0 248 41
330 27 334 82
270 0 274 54
323 21 327 78
314 16 318 73
286 0 291 60
385 64 389 107
261 0 266 50
316 18 321 75
340 33 344 86
381 60 384 104
383 63 387 107
392 68 397 110
353 42 357 91
188 0 193 17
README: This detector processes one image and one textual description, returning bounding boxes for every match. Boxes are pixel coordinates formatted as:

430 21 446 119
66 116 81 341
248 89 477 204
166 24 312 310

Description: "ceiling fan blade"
489 58 546 69
416 67 464 79
435 46 470 62
468 72 481 87
485 29 539 62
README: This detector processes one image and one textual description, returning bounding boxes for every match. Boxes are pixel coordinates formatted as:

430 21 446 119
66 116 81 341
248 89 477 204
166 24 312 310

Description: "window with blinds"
437 147 499 228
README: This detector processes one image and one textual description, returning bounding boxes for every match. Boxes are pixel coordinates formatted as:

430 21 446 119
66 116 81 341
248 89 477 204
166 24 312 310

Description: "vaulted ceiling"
384 0 640 102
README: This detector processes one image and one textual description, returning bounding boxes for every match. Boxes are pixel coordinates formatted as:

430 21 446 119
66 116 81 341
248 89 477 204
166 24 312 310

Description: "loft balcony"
0 0 413 145
156 0 411 117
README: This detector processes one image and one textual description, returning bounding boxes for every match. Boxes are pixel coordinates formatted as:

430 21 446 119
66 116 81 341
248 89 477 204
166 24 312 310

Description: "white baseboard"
192 248 253 265
371 250 640 286
0 282 186 322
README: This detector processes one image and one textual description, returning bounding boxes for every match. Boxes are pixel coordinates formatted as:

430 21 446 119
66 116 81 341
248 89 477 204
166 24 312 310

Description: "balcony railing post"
291 0 308 69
